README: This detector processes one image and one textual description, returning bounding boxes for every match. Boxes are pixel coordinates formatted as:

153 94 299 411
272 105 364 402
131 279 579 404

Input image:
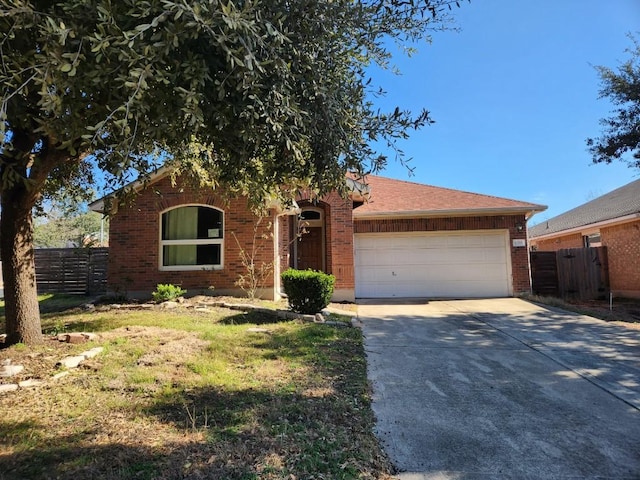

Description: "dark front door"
297 226 324 271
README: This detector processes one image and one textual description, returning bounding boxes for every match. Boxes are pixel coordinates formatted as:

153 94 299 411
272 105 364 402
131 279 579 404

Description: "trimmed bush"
281 269 335 314
151 283 186 302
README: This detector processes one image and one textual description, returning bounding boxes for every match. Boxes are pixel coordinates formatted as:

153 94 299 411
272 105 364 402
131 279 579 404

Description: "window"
582 232 601 248
300 210 321 221
299 207 323 228
160 206 223 270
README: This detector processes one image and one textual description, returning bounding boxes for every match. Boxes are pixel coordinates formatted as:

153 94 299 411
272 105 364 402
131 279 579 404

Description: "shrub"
151 283 187 302
281 269 335 314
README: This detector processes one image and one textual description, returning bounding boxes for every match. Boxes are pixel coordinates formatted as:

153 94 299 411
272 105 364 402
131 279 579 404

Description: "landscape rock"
0 364 24 377
246 328 272 334
0 384 19 394
160 301 179 309
0 334 6 343
314 313 325 323
62 333 89 344
57 355 86 369
81 332 99 341
276 310 301 320
18 379 43 388
52 371 70 380
80 347 104 359
81 303 96 311
126 303 154 310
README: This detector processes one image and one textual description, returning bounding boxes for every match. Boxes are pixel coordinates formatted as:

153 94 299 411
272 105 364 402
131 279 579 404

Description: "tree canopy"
34 209 107 248
1 0 462 344
587 34 640 169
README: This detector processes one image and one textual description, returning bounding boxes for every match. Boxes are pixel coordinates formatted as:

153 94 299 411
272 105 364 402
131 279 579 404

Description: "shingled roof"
529 178 640 238
353 175 546 218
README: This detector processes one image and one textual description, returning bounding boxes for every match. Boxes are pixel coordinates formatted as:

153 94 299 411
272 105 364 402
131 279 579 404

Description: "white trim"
530 213 640 241
158 204 225 271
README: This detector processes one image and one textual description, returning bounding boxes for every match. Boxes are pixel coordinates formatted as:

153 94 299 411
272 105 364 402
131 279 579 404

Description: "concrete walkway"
359 298 640 479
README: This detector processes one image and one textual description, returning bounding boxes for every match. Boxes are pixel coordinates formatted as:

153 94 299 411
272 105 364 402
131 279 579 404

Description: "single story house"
529 179 640 299
90 170 546 301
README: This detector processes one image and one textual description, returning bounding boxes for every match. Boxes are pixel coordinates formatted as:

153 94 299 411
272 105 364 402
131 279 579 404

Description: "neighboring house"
90 170 545 301
529 179 640 299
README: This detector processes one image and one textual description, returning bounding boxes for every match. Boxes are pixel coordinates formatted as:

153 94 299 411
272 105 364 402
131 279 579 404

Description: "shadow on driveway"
359 298 640 479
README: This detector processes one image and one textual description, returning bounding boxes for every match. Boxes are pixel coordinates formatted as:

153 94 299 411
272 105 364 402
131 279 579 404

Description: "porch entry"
295 207 325 272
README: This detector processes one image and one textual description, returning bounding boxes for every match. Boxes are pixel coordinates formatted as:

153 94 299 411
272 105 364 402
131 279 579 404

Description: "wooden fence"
34 248 108 295
530 247 609 300
530 251 559 297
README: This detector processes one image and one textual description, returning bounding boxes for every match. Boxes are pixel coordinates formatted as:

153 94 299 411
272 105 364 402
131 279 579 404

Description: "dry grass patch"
524 294 640 329
1 303 392 480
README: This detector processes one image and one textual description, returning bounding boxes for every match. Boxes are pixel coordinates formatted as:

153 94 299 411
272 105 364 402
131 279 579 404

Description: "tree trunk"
1 187 42 345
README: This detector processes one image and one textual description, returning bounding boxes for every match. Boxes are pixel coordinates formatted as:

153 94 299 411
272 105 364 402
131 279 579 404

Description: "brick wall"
107 176 276 298
531 233 583 251
601 220 640 297
294 192 355 294
355 214 532 295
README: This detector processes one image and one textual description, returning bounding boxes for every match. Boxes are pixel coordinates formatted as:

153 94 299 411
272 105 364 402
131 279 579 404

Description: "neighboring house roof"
529 179 640 239
353 175 546 219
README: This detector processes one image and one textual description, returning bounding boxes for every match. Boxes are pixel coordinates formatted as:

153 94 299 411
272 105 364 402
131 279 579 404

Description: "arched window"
159 205 223 270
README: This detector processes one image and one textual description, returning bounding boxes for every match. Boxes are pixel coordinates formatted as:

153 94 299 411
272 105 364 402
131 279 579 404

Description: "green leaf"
60 63 73 72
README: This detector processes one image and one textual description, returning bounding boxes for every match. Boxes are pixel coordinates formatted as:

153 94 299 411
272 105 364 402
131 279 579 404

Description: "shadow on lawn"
0 385 375 479
0 326 382 480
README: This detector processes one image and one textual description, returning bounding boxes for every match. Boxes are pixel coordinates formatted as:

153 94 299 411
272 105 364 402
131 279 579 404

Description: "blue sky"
370 0 640 224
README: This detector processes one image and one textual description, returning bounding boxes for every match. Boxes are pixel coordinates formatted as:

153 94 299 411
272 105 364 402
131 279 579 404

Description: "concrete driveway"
359 298 640 479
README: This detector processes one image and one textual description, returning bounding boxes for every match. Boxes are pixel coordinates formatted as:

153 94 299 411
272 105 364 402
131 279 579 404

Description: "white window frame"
159 204 224 271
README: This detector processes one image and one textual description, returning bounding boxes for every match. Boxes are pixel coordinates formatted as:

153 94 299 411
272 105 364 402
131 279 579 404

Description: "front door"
295 207 325 272
297 226 324 271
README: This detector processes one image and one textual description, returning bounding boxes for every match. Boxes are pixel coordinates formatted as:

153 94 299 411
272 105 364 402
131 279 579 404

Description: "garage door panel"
355 231 511 298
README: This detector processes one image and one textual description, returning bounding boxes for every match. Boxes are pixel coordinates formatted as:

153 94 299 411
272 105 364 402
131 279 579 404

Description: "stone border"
1 300 359 395
97 299 357 327
0 346 104 395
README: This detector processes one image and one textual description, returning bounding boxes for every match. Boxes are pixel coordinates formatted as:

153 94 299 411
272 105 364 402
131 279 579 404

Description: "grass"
0 293 94 321
0 296 392 479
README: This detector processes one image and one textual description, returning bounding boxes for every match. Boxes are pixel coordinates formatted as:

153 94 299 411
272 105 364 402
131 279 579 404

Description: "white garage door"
355 231 511 298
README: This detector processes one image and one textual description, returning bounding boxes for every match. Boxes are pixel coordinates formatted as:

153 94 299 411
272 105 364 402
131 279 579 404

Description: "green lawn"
0 296 393 479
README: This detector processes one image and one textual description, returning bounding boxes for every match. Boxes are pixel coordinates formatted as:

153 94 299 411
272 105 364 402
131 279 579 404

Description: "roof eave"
353 206 546 220
88 166 173 214
529 212 640 240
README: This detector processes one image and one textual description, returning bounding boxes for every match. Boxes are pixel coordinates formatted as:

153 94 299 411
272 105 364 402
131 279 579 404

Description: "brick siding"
601 220 640 297
107 176 276 298
292 192 355 291
108 175 534 299
531 233 583 251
